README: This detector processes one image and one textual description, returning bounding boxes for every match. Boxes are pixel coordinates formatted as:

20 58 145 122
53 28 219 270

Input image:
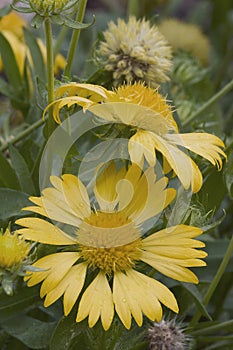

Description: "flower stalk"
183 78 233 127
44 16 56 135
63 0 88 78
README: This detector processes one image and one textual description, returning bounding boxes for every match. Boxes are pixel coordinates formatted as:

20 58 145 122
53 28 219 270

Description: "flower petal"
113 270 178 329
39 252 80 297
166 133 226 170
76 272 114 331
151 133 203 193
16 218 77 245
61 174 91 219
44 263 87 316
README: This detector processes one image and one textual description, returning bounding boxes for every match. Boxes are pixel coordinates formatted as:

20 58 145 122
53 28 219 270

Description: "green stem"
190 234 233 328
0 119 45 152
192 319 233 336
183 78 233 127
127 0 141 17
63 0 87 78
44 16 56 135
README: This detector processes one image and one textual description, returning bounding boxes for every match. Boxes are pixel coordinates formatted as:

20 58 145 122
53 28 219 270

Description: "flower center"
78 211 142 274
0 231 30 269
30 0 68 14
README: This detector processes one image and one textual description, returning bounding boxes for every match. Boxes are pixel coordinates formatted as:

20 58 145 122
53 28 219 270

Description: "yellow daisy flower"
95 16 172 87
43 82 226 193
16 163 207 330
158 18 211 65
0 228 30 269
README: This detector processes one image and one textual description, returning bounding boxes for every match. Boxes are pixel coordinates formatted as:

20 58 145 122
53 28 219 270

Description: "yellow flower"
0 11 28 39
95 16 172 87
0 32 65 77
44 82 226 193
0 228 30 269
158 18 211 65
16 163 207 330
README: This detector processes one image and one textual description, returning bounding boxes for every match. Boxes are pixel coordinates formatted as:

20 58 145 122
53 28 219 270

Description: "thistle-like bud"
148 319 191 350
95 16 172 87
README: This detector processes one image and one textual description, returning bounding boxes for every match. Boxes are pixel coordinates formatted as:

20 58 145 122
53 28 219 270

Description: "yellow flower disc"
0 229 30 269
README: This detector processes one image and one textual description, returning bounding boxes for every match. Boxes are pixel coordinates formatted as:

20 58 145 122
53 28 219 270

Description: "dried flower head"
95 16 172 87
148 319 190 350
158 18 211 65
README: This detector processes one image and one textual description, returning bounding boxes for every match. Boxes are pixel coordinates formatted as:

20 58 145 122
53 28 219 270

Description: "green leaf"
0 286 40 321
9 145 36 195
1 314 57 349
197 168 226 212
224 148 233 199
24 28 46 82
181 283 212 320
0 188 31 220
0 4 11 18
0 152 20 190
51 311 148 350
0 33 22 90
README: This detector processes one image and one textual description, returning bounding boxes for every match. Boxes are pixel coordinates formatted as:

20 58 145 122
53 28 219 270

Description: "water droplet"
79 203 84 207
122 298 126 303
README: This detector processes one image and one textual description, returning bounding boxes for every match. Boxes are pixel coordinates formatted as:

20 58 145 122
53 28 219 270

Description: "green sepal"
30 13 44 29
0 4 11 17
51 14 95 30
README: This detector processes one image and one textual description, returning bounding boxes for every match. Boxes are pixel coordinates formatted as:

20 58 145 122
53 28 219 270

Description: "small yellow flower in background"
158 18 211 65
0 11 28 39
0 12 66 76
0 227 31 295
16 162 207 330
0 228 30 269
44 82 226 193
95 16 172 87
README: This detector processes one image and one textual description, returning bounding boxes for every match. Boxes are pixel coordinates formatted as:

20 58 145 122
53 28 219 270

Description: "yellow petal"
76 272 114 331
141 251 200 283
89 102 175 134
44 263 87 315
133 170 176 224
151 133 203 193
16 218 77 245
24 178 83 227
167 133 226 170
94 162 127 211
126 269 179 313
113 270 176 328
39 252 80 297
129 130 156 166
61 174 91 219
143 225 203 244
